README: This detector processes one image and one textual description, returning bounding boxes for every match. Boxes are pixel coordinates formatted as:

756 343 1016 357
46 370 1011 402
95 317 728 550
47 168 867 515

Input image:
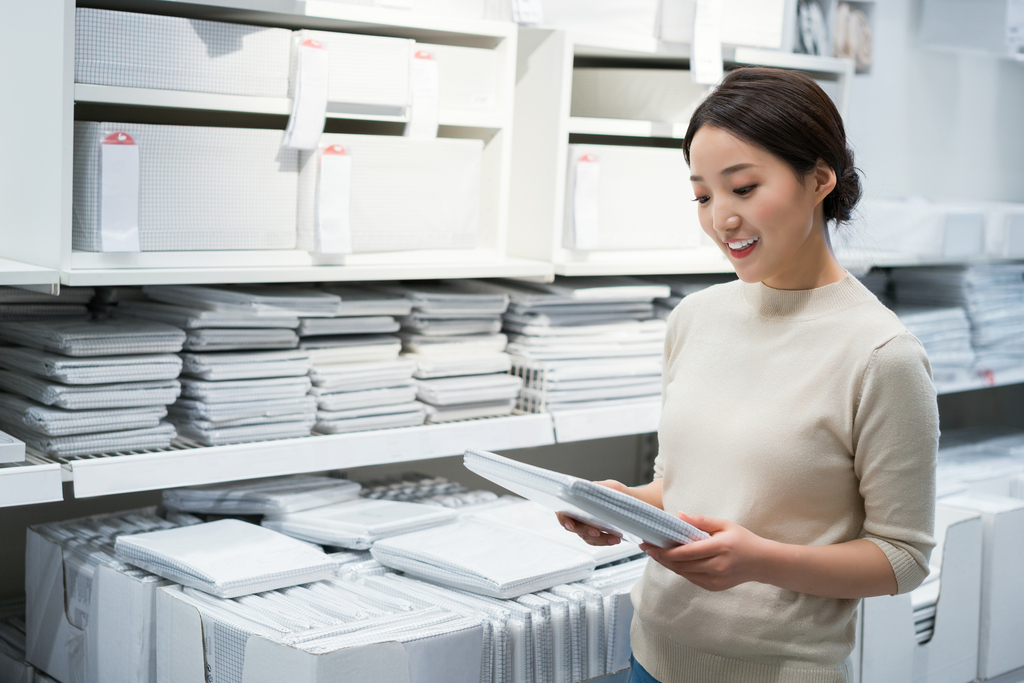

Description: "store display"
73 122 299 252
163 476 362 515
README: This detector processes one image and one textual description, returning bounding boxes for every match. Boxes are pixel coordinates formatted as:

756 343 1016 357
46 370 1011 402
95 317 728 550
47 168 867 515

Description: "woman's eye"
693 195 710 204
734 185 756 196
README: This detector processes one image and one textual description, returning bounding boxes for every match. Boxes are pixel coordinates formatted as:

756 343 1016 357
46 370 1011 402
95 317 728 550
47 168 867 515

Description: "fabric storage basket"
563 144 702 251
74 8 291 97
291 30 413 117
297 134 482 253
571 68 707 124
430 44 500 114
73 122 299 252
540 0 660 38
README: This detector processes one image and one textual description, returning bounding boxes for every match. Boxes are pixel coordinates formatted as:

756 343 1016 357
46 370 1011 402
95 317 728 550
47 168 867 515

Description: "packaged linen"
0 372 181 410
3 422 177 458
297 133 482 253
423 399 516 423
0 348 182 384
0 395 167 437
75 9 291 97
73 122 299 252
0 319 185 357
163 476 361 515
564 144 702 251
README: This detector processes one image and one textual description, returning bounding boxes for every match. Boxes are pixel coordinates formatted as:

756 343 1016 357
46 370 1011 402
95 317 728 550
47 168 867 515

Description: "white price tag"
512 0 544 25
316 145 353 255
404 50 440 140
573 154 601 251
692 0 724 85
284 39 329 151
99 132 141 253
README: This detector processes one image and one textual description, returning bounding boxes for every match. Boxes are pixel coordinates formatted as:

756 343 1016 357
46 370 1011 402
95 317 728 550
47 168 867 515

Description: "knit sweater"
630 274 939 683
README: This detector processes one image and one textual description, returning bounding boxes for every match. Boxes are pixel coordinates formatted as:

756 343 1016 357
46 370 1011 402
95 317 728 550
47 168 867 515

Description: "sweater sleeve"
853 332 938 595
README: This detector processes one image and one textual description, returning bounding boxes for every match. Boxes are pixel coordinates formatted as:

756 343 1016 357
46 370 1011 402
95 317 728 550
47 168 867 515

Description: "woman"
560 67 938 682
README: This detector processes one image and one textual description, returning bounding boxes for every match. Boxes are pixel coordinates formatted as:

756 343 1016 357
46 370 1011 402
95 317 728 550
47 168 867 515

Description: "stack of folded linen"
0 320 183 457
136 285 338 445
287 284 426 434
477 277 669 413
162 475 363 517
641 274 736 320
0 286 95 323
935 429 1024 499
894 307 976 384
892 265 1024 372
359 471 500 509
388 282 522 423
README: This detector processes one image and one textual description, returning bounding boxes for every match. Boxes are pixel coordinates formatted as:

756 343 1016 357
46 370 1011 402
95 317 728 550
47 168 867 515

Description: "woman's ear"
812 159 837 200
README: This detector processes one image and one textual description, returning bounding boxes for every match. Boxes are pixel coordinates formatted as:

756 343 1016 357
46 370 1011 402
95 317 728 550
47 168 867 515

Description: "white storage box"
983 203 1024 259
859 505 983 683
541 0 660 39
291 30 412 117
431 43 500 114
297 133 482 253
844 199 986 262
564 144 702 251
571 68 707 124
75 8 291 97
73 122 298 252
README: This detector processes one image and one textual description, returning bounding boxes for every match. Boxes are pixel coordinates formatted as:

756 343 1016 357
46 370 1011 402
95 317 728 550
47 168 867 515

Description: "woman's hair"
682 66 861 225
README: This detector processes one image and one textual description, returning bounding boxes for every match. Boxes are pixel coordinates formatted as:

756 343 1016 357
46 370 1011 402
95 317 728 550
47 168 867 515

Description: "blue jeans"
629 656 661 683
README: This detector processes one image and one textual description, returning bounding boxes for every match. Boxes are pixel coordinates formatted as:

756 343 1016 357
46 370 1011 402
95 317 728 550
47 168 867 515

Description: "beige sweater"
630 274 938 683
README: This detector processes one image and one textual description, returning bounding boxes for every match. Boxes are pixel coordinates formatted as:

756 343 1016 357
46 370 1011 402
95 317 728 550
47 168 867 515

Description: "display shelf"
554 247 730 277
0 257 59 288
935 366 1024 396
0 458 64 508
568 116 687 139
549 401 661 443
53 413 554 499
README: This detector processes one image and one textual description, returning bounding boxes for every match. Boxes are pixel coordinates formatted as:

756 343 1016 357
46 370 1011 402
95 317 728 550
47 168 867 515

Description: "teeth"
727 238 758 251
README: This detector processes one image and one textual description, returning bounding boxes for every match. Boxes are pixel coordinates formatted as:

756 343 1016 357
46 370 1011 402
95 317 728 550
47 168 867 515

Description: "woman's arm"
641 512 897 598
557 479 664 546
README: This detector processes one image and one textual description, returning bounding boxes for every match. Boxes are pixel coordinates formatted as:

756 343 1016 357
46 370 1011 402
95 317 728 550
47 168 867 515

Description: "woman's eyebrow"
690 163 757 183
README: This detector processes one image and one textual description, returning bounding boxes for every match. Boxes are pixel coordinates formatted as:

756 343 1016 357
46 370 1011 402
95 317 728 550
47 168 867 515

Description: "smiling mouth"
725 237 759 258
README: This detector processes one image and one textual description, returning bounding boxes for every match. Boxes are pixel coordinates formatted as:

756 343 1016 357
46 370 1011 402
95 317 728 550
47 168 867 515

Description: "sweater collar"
740 273 875 320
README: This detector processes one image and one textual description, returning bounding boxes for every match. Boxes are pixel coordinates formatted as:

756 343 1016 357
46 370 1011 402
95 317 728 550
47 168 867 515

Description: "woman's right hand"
555 479 631 546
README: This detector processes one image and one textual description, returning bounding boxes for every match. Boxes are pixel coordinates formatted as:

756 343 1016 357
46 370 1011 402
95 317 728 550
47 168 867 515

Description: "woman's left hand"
640 512 771 591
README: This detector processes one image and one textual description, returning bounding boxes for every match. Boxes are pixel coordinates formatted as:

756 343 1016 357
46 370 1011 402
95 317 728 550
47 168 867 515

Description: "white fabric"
163 476 361 515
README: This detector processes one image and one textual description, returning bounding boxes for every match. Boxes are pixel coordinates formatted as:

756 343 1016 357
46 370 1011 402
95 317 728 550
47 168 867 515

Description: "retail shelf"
60 413 554 499
550 401 661 443
935 366 1024 396
568 117 686 139
0 257 60 288
554 247 731 277
0 458 64 508
62 252 554 286
75 84 505 129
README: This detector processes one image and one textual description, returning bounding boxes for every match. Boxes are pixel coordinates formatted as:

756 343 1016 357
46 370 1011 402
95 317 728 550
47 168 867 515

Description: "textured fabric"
73 122 298 252
0 347 182 385
0 319 185 356
630 275 938 683
7 421 177 457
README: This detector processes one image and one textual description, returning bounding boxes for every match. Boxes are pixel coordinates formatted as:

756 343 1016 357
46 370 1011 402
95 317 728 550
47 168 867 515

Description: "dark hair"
682 66 861 225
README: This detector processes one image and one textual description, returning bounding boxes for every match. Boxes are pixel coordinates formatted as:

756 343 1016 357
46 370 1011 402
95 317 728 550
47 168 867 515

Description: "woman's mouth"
726 237 759 259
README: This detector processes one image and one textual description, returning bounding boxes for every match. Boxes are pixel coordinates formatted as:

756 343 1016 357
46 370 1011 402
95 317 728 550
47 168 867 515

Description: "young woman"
560 67 938 682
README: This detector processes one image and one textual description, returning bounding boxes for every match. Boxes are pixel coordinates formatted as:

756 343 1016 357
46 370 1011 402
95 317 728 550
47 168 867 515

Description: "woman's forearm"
625 479 664 510
757 538 898 599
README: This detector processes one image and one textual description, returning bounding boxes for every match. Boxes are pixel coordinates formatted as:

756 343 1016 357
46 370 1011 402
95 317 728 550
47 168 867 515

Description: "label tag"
573 154 601 251
284 39 329 150
316 145 353 255
692 0 724 85
404 50 440 140
512 0 544 25
99 132 141 252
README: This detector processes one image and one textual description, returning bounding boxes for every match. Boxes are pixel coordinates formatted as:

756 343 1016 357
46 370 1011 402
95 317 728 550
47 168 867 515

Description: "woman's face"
688 125 838 289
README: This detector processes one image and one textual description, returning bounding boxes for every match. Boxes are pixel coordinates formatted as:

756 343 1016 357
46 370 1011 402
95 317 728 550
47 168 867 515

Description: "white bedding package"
300 335 403 365
182 327 300 352
4 421 177 458
179 350 312 381
317 285 414 317
118 300 300 330
143 285 343 318
179 376 312 403
297 316 401 337
297 134 483 253
0 304 89 322
73 122 299 252
75 8 291 97
315 384 418 412
315 403 428 434
464 449 709 548
163 475 362 515
0 287 94 305
0 394 166 437
370 519 596 599
406 352 512 379
0 319 185 357
114 519 337 598
0 347 182 384
895 307 976 383
262 498 458 550
564 143 702 251
309 359 417 392
0 372 181 410
414 375 523 407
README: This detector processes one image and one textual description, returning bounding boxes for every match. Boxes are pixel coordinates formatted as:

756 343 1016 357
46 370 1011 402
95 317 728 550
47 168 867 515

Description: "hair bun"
826 154 862 224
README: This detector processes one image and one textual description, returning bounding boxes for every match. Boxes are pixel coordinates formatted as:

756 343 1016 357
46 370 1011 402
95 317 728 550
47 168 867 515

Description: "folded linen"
178 376 312 403
0 393 167 436
424 399 516 423
315 385 417 412
163 476 362 515
315 406 427 434
175 419 315 446
179 350 311 381
4 421 177 457
0 371 181 410
0 347 182 384
118 300 300 329
143 285 343 317
308 359 417 391
0 320 186 356
406 352 512 379
182 328 299 351
297 316 400 337
415 374 523 406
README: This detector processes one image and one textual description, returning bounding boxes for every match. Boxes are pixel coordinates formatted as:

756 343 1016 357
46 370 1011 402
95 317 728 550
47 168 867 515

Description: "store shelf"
568 117 686 139
554 247 731 277
0 257 59 288
550 401 661 443
0 458 64 508
60 413 554 499
62 252 554 286
935 366 1024 396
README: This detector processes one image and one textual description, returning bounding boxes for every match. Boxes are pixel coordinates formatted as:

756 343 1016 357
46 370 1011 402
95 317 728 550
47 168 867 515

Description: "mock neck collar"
740 273 875 320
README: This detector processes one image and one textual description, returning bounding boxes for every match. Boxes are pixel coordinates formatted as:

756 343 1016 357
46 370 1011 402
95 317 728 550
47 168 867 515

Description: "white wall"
845 0 1024 204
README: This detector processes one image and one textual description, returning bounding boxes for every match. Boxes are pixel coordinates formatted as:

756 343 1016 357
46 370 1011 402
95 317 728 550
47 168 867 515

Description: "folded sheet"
0 394 167 437
179 350 312 381
4 421 177 457
317 285 414 317
0 320 186 356
0 286 94 305
423 399 515 423
163 476 362 515
407 352 512 379
144 285 342 317
175 419 315 446
169 395 317 422
297 317 400 337
415 374 523 406
0 347 182 384
400 315 503 337
179 376 312 403
0 304 89 322
118 300 299 329
315 385 418 411
401 333 508 356
182 328 299 352
315 406 427 434
0 371 181 410
309 359 417 391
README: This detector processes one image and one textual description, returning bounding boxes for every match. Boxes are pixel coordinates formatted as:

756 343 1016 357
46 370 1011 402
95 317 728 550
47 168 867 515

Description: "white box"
563 144 703 251
983 203 1024 259
845 199 985 261
571 68 708 124
292 30 413 117
25 527 171 683
542 0 660 39
297 134 482 254
75 8 292 98
859 505 983 683
941 494 1024 680
659 0 791 49
73 122 298 252
431 43 500 114
156 584 485 683
0 428 24 464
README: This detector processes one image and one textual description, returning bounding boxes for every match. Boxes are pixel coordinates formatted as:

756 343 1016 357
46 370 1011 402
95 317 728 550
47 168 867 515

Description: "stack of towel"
0 286 94 323
0 320 183 457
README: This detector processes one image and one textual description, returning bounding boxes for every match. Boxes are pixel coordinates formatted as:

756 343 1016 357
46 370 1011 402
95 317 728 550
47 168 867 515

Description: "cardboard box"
25 526 171 683
156 584 486 683
942 494 1024 680
859 505 983 683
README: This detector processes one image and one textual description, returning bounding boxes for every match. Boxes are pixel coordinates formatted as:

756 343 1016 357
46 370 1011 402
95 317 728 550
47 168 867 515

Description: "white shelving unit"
505 29 855 277
0 258 59 290
1 0 554 286
0 457 64 509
